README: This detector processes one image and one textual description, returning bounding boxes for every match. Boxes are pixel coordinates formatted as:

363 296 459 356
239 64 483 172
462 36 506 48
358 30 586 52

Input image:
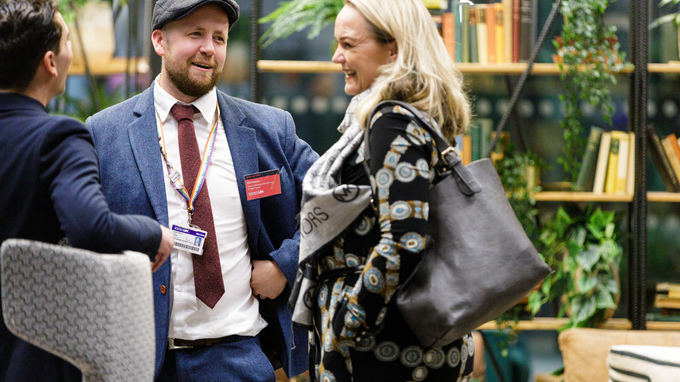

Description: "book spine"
575 126 603 191
470 121 481 161
462 132 472 165
626 132 636 195
512 0 521 62
476 5 489 64
646 124 680 192
461 3 470 63
613 132 630 194
478 118 493 159
593 132 612 194
494 3 505 64
661 135 680 186
519 0 534 62
453 1 463 62
486 4 496 64
442 12 456 61
604 135 620 194
503 0 513 64
469 6 479 63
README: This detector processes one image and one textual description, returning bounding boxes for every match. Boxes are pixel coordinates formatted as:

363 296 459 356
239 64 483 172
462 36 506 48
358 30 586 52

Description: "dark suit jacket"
0 92 162 381
86 85 317 378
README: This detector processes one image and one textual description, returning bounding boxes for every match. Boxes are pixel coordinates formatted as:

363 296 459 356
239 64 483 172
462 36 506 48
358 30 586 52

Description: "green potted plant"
650 0 680 30
649 0 680 61
259 0 343 49
527 205 623 329
554 0 628 186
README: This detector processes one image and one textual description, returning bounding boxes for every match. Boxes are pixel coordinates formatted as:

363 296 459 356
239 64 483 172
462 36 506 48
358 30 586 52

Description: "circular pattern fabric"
412 366 428 381
424 348 446 369
376 168 394 188
374 341 400 362
318 284 328 307
400 232 425 252
401 346 424 368
447 347 461 368
390 201 412 220
395 162 417 183
363 267 385 293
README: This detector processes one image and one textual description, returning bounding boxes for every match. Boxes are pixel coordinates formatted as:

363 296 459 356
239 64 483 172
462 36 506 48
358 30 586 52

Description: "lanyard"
155 102 220 225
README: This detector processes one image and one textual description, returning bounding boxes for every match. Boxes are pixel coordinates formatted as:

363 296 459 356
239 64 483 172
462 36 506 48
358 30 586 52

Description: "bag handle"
363 100 482 196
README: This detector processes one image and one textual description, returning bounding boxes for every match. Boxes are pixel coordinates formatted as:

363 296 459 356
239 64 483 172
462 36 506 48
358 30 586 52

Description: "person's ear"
43 50 58 77
389 41 398 61
152 29 166 56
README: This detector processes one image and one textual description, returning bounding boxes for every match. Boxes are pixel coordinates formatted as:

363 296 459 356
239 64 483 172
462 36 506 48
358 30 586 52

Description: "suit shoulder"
224 94 291 124
87 91 149 129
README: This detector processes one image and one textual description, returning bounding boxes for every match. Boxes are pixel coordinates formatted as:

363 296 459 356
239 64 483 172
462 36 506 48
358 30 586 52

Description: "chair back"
1 239 155 382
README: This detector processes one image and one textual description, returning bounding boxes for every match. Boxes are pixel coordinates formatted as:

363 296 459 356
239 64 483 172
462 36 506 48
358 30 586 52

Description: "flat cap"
152 0 239 31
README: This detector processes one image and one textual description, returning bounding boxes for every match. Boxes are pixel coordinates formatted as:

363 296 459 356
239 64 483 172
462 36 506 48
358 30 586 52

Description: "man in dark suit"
86 0 318 380
0 1 174 381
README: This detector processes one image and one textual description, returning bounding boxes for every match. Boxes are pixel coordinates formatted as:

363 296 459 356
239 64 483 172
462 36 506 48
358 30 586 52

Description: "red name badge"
245 169 282 200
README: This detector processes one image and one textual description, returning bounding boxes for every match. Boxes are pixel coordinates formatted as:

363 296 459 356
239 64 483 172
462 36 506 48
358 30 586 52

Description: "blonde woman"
290 0 474 380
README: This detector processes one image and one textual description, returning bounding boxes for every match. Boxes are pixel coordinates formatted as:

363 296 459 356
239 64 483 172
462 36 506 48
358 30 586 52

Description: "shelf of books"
477 317 680 331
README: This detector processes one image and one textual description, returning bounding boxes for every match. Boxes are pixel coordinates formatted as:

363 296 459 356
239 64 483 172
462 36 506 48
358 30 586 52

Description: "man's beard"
165 60 222 98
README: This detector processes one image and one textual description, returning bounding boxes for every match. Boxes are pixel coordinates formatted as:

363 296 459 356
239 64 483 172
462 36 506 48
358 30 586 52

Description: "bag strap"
362 100 482 196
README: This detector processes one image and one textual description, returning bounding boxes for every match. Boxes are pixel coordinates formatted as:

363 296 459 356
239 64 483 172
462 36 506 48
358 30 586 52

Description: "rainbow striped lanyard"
155 102 220 226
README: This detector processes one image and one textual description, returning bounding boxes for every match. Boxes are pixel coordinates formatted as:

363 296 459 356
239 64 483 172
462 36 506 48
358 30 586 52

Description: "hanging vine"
555 0 627 184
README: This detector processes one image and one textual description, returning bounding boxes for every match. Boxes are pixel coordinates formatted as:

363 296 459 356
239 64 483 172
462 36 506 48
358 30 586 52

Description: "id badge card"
245 169 282 200
171 225 207 255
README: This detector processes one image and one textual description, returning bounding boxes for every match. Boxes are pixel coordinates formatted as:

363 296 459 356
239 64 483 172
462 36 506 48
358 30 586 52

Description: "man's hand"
152 225 173 272
251 260 286 299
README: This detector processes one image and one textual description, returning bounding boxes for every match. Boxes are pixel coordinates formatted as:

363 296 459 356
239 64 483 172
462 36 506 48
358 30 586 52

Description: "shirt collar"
153 76 218 127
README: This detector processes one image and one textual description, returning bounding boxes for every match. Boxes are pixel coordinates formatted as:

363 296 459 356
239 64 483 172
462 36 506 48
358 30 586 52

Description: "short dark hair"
0 0 62 90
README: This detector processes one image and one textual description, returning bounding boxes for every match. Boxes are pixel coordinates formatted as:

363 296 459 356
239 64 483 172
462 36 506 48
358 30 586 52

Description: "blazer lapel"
128 87 169 226
218 92 261 249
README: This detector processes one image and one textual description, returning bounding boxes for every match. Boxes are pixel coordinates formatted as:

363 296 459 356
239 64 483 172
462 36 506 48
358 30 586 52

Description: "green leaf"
577 274 598 294
577 245 601 272
595 289 616 309
571 295 597 324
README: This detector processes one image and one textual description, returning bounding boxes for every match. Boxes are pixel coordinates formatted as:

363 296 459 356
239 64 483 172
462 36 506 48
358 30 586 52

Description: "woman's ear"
389 41 398 61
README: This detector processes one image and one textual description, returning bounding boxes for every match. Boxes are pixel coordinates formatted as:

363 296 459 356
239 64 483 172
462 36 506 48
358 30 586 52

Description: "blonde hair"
346 0 471 140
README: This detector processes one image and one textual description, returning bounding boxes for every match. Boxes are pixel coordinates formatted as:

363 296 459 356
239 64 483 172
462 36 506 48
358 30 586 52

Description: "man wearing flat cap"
87 0 316 380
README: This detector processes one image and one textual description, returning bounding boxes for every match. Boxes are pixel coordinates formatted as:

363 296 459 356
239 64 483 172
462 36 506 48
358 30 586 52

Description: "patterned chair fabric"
1 239 155 382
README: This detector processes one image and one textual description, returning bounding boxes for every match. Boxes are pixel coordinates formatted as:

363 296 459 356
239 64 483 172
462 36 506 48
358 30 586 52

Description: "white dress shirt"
153 80 267 340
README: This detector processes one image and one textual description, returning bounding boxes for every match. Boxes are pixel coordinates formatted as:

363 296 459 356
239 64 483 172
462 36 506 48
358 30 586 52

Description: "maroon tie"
171 103 225 308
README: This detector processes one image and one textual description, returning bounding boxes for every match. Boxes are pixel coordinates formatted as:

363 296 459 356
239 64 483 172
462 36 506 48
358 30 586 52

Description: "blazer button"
160 285 167 294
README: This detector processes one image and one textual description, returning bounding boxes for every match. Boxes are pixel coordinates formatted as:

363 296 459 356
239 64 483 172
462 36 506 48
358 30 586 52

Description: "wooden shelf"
68 57 149 76
532 191 680 203
533 192 633 202
648 62 680 73
257 60 635 75
647 191 680 202
478 318 680 331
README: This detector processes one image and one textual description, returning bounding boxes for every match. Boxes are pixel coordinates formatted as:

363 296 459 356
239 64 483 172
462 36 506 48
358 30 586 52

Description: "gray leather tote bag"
364 101 551 348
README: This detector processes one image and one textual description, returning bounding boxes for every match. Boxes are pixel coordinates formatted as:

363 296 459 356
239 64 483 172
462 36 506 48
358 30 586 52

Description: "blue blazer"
86 85 318 378
0 93 162 381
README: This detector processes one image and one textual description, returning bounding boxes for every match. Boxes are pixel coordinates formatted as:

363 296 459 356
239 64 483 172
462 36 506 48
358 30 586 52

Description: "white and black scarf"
290 89 373 327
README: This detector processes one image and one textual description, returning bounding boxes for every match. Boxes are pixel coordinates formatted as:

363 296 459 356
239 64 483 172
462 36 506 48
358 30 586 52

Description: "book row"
654 282 680 312
646 125 680 193
574 127 635 195
435 0 538 64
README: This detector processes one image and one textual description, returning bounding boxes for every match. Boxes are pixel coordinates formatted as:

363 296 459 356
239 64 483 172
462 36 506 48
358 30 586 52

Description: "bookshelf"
250 0 670 350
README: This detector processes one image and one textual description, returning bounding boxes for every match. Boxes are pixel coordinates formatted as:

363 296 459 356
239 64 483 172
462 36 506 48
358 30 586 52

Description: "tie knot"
170 104 197 123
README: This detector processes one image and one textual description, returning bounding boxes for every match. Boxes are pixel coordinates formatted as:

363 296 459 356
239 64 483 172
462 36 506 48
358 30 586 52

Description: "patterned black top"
311 106 474 382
